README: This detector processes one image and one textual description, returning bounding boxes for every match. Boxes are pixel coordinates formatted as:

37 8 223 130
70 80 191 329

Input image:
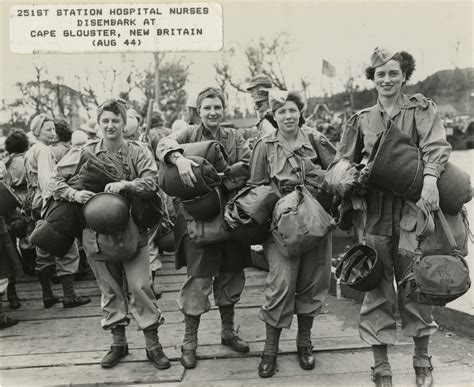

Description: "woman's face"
199 97 224 130
373 59 406 98
99 110 125 141
37 121 56 144
274 101 300 135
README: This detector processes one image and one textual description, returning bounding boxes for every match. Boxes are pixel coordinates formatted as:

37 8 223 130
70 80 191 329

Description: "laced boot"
60 274 91 308
258 324 281 378
144 326 170 370
371 345 392 387
219 305 249 353
38 266 60 308
7 277 21 310
0 297 19 330
101 326 129 368
413 336 433 387
181 314 200 369
296 315 315 370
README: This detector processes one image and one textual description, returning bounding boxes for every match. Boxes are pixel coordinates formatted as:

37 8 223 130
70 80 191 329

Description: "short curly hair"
365 51 416 82
54 118 72 142
5 129 29 154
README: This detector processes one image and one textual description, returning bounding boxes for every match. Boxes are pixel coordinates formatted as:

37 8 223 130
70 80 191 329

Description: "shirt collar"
199 123 228 140
377 92 416 118
274 128 312 152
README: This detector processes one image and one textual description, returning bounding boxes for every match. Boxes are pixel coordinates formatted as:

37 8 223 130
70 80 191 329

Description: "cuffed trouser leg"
87 257 129 330
148 224 162 272
36 242 80 276
123 244 163 330
360 234 438 346
213 271 246 307
359 235 398 345
178 276 213 316
295 235 332 317
259 239 298 328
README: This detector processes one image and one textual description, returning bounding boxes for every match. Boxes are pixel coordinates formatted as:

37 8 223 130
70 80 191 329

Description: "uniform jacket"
337 93 451 236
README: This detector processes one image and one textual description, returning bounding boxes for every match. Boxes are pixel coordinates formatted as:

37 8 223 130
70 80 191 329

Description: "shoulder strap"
436 210 459 253
282 148 305 183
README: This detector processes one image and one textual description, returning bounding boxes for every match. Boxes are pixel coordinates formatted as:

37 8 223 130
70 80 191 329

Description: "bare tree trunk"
154 52 160 111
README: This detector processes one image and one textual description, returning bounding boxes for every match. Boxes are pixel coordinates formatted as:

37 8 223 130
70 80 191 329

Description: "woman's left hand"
105 181 129 194
421 175 439 211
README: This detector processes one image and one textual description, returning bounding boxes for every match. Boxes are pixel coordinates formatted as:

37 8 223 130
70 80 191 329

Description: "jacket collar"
266 127 313 151
376 92 417 118
197 123 229 140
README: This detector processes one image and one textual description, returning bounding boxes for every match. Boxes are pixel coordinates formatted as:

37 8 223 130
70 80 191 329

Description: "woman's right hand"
74 190 95 204
175 156 199 188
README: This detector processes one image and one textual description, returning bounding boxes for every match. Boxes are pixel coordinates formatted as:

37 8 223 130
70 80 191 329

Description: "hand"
175 156 199 188
105 181 129 194
421 175 439 211
74 190 95 204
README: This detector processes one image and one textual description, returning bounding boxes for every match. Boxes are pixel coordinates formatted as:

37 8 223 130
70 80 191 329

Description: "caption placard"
10 3 222 53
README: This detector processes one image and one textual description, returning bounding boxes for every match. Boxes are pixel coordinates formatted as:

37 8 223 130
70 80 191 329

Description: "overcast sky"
1 0 472 110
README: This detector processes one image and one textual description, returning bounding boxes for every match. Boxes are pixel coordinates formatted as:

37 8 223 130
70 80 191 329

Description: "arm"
37 146 56 196
155 125 194 164
247 139 271 187
415 101 451 209
235 130 251 165
415 101 451 178
121 144 158 198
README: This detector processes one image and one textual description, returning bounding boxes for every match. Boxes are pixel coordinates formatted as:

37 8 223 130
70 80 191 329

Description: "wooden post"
154 52 160 112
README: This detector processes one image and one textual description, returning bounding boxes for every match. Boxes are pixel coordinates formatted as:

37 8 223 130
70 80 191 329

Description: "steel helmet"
182 189 221 221
335 244 384 292
0 181 22 216
83 192 130 234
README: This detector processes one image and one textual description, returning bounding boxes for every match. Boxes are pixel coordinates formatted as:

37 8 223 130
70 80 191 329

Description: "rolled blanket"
68 151 121 192
158 156 222 200
323 159 361 198
364 120 472 214
182 140 230 174
30 219 75 257
225 185 280 228
222 162 250 193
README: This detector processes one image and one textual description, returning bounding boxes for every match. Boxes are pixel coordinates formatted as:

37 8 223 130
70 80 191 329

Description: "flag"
322 59 336 78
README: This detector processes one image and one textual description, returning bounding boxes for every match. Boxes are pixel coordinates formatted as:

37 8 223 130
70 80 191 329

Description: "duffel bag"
364 120 472 214
272 184 334 257
399 209 471 306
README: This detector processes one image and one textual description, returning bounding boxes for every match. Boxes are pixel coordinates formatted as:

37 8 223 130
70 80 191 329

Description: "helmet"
335 244 384 292
83 193 130 234
0 181 22 216
182 189 221 221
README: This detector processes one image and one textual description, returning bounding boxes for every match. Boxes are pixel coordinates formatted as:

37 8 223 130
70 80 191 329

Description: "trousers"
36 241 79 276
178 271 246 316
259 234 333 328
359 233 438 345
87 242 163 330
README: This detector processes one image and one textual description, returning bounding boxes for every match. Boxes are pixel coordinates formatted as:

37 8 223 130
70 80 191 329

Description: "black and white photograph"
0 0 472 385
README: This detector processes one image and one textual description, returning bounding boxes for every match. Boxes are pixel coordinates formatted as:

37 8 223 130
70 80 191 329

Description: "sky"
0 0 472 117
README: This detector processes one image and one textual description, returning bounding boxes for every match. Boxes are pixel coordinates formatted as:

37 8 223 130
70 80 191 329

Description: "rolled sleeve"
247 139 271 186
336 114 364 163
156 126 193 164
415 101 451 178
128 144 158 197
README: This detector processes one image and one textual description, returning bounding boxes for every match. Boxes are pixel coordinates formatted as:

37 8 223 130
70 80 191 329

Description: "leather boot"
59 274 91 308
296 315 315 370
38 266 60 308
414 356 434 387
258 324 281 378
101 326 128 368
0 298 19 330
181 314 200 369
7 277 21 310
144 326 170 370
219 305 249 353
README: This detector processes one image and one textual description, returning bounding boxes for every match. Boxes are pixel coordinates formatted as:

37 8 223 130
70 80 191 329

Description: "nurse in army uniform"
337 48 451 387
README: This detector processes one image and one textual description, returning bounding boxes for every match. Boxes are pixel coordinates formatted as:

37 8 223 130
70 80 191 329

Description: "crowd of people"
0 46 458 387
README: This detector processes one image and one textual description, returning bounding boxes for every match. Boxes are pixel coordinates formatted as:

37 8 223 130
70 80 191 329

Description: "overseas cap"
30 113 53 137
246 74 273 92
370 47 398 68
